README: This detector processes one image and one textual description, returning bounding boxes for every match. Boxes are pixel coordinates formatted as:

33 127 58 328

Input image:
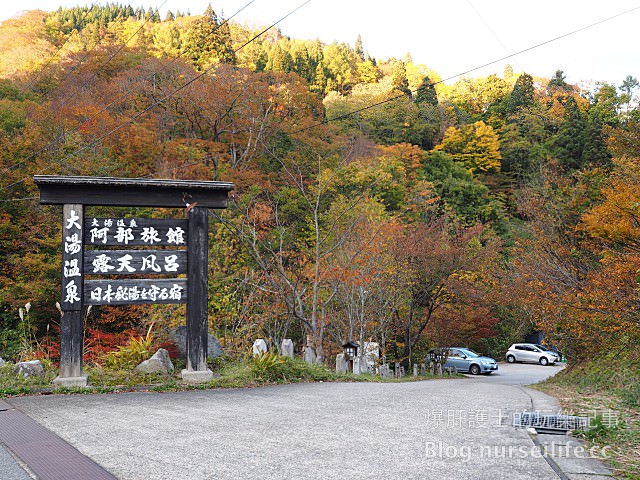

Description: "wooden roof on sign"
34 175 235 208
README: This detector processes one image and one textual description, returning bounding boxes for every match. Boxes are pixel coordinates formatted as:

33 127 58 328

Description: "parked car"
427 347 498 375
505 343 560 365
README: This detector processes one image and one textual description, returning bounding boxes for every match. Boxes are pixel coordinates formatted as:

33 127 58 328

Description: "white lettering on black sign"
83 279 188 305
84 218 187 246
62 205 84 309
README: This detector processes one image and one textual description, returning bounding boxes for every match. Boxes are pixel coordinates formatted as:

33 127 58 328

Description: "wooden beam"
60 204 84 379
34 175 234 208
186 206 209 372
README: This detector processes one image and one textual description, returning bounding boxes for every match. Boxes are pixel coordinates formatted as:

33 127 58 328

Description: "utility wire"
465 0 524 73
21 29 78 94
291 4 640 135
3 1 636 192
0 0 312 192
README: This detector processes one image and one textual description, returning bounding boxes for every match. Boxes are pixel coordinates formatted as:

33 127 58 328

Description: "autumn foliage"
0 6 638 367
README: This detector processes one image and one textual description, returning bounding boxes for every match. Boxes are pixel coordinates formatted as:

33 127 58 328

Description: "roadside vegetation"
536 348 640 479
0 351 448 398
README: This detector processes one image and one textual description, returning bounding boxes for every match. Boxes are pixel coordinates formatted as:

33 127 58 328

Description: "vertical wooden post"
185 206 209 373
56 204 87 385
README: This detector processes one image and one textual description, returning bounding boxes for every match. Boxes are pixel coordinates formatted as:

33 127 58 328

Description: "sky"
1 0 639 87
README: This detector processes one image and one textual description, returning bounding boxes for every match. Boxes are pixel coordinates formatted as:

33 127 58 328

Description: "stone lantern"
342 340 359 360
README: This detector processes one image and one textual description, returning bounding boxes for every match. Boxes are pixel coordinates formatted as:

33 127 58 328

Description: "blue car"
428 347 498 375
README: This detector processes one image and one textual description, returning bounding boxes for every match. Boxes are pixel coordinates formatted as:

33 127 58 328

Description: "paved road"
9 378 563 480
0 445 32 480
466 362 566 385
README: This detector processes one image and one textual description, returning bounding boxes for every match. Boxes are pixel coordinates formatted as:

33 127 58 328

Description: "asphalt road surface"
467 362 566 385
8 363 569 480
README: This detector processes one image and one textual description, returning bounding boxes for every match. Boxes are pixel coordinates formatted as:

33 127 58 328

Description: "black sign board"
84 279 187 305
61 205 84 311
84 250 187 276
84 218 188 246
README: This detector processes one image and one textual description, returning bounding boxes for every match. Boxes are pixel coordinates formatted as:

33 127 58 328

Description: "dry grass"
535 380 640 479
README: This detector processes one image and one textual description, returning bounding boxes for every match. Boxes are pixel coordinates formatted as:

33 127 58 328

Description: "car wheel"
539 357 549 366
469 364 481 375
506 355 516 363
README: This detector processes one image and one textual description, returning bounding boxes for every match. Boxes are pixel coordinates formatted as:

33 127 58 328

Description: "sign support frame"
35 175 234 386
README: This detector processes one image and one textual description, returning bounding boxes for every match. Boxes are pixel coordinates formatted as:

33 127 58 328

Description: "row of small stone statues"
250 339 457 378
252 338 316 361
364 361 457 378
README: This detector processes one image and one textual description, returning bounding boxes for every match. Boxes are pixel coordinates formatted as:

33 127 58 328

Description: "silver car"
429 347 498 375
506 343 559 366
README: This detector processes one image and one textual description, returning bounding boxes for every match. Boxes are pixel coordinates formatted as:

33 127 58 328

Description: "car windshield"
534 344 551 351
458 348 480 358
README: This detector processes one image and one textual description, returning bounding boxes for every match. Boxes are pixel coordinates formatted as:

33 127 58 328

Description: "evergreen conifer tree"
355 34 364 61
553 96 587 169
506 73 534 114
415 76 438 106
582 108 612 167
184 4 236 69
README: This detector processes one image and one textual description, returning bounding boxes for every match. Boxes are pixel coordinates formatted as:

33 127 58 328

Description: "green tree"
183 4 235 69
322 42 358 94
548 69 569 92
356 60 380 84
391 60 411 96
311 62 328 94
290 41 314 81
590 82 620 126
500 106 548 177
414 76 440 150
421 151 492 224
552 96 586 169
266 43 294 73
619 75 639 117
582 108 612 167
415 76 438 106
506 73 534 114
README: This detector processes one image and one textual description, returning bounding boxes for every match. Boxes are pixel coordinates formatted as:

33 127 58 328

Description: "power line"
465 0 524 73
3 1 636 193
0 0 313 193
21 29 78 94
291 4 640 135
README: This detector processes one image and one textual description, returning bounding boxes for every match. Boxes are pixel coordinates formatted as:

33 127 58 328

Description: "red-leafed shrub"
157 340 180 359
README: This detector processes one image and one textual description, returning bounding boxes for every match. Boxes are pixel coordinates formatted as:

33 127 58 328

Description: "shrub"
618 383 640 408
99 324 155 369
249 351 285 380
250 352 336 382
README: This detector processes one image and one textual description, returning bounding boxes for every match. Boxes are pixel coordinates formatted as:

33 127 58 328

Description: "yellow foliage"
435 121 501 173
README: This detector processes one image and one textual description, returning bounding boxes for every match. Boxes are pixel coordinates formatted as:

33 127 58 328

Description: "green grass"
0 355 452 399
535 347 640 479
0 361 58 395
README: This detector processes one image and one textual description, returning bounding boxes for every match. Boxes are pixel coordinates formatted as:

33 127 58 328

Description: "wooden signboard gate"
34 176 234 386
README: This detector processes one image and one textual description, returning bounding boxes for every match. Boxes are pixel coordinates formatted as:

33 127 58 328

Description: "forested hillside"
1 3 639 369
